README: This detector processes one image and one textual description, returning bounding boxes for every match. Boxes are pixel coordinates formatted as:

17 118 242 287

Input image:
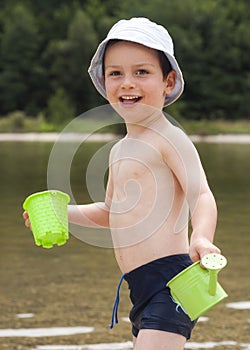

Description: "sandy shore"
190 133 250 144
0 132 118 142
0 132 250 143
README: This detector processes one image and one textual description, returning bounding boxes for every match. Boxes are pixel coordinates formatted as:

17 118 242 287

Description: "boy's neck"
125 109 165 137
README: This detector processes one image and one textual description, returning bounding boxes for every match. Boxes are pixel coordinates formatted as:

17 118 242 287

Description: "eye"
109 70 121 77
136 69 149 75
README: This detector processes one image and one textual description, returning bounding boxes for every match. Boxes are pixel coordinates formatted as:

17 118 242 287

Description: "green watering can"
167 253 228 320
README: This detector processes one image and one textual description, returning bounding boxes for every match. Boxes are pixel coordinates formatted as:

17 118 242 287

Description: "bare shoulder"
153 121 197 156
109 137 125 162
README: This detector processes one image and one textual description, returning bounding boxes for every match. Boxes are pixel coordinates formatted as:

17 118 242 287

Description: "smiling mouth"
119 95 142 104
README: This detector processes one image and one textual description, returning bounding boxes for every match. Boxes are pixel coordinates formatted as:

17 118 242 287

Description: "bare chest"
111 138 169 183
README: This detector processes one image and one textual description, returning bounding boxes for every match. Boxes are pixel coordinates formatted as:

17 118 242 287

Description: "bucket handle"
201 254 227 296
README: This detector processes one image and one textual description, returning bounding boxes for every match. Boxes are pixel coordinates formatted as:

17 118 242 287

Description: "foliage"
178 118 250 135
46 88 75 125
118 0 250 120
0 111 57 132
0 4 43 114
0 0 249 127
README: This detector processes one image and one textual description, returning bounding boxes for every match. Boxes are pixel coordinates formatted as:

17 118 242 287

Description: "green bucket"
23 190 70 248
167 254 228 320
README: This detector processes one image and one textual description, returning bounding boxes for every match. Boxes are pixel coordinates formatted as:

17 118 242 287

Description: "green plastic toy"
23 190 70 248
167 253 228 320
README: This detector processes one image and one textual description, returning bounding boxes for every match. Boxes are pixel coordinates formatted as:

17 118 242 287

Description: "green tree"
172 0 250 119
85 0 119 39
117 0 250 119
45 9 99 116
0 4 46 115
0 0 249 120
47 87 75 125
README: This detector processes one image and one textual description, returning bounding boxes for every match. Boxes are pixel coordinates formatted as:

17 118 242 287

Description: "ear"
164 70 176 95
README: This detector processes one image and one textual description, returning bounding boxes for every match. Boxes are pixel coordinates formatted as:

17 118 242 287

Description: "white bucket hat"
88 17 184 107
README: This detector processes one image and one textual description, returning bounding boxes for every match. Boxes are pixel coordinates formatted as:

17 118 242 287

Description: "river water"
0 140 249 350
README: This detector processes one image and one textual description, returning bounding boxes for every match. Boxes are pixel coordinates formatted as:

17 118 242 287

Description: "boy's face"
103 41 176 121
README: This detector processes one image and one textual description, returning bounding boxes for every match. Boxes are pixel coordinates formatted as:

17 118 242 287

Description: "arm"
162 125 220 261
68 149 114 229
23 155 114 231
23 199 110 230
68 172 113 228
188 168 220 261
24 197 110 231
68 202 109 228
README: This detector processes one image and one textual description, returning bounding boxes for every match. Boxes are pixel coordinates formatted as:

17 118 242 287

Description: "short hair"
157 50 172 79
103 39 172 80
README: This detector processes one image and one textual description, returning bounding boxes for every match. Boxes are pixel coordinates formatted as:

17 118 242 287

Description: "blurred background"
0 1 249 349
0 0 249 133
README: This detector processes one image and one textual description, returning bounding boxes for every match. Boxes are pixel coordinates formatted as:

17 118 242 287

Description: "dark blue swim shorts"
124 254 197 339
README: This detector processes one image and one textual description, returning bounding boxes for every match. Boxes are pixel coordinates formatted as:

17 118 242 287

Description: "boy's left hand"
23 211 32 231
189 238 221 263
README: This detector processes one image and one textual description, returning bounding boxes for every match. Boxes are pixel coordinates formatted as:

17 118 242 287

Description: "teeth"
121 96 139 100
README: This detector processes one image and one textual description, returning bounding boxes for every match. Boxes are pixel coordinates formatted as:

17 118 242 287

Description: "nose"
121 74 136 89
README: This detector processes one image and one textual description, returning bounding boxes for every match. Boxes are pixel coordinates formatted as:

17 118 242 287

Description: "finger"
189 250 200 263
215 247 221 255
25 218 31 228
23 211 28 219
201 247 222 260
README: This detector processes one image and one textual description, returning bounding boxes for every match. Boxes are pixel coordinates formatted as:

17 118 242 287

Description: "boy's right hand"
23 211 32 230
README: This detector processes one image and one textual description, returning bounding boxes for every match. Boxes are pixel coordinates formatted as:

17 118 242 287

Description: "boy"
24 18 221 350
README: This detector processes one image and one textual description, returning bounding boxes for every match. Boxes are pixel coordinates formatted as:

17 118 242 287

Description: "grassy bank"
0 111 250 135
0 112 57 133
178 118 250 135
